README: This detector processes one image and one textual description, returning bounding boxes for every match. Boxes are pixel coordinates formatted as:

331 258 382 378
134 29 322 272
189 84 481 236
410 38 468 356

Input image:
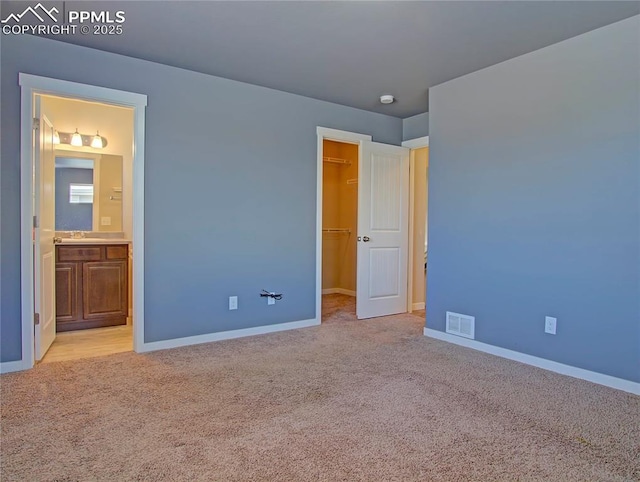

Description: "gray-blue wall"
427 16 640 382
402 111 429 141
55 168 93 231
0 34 402 362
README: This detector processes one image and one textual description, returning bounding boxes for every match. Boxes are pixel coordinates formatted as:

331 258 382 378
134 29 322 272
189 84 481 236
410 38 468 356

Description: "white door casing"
14 73 147 372
315 127 372 323
356 141 410 319
34 97 56 360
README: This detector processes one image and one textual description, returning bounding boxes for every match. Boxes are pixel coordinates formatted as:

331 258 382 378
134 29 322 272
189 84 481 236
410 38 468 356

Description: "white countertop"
57 238 131 245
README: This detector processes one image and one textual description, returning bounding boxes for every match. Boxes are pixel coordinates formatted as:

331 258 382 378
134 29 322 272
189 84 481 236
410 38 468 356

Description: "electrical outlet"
545 316 557 335
101 216 111 226
267 294 275 306
229 296 238 310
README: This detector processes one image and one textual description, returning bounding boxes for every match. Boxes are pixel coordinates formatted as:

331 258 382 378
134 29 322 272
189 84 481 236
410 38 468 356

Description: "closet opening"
321 139 359 322
316 126 410 323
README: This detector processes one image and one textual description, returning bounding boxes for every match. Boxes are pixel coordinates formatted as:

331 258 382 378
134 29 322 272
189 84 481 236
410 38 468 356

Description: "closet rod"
323 156 351 165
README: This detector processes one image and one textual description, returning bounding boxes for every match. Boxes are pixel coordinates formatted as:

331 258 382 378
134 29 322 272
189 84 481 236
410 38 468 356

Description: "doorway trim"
402 136 429 313
316 127 371 323
18 73 147 371
402 136 429 150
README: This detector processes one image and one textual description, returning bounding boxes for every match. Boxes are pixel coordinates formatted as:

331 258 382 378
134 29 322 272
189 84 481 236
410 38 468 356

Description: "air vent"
446 311 475 339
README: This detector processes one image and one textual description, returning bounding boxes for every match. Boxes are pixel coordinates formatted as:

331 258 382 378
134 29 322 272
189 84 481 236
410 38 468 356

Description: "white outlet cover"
229 296 238 310
267 295 275 305
545 316 557 335
101 216 111 226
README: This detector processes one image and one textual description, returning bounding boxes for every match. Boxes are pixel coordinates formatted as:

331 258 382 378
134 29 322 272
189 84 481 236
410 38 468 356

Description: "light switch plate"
229 296 238 310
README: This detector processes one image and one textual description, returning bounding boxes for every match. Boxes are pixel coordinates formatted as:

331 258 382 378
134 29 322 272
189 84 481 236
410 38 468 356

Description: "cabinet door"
83 260 128 320
56 262 80 324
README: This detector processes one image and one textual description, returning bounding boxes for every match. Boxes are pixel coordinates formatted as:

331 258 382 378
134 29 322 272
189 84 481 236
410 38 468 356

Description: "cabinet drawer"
106 245 128 260
57 246 102 262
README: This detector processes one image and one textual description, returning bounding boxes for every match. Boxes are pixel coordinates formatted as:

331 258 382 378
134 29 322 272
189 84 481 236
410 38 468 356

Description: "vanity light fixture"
91 131 104 149
70 128 83 147
54 130 108 149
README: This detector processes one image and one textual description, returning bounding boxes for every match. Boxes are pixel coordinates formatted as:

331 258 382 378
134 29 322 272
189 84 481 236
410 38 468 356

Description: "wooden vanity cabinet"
55 244 128 332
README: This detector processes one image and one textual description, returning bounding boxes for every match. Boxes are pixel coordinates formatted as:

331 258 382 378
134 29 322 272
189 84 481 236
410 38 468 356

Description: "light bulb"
91 131 103 149
52 130 60 145
70 129 83 147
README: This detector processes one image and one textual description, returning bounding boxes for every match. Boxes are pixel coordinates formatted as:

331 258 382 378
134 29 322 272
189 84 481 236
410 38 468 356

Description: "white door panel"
357 141 409 319
368 247 400 298
34 96 56 360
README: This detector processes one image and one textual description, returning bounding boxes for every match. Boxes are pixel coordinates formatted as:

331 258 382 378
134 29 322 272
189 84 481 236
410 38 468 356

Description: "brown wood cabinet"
55 244 129 332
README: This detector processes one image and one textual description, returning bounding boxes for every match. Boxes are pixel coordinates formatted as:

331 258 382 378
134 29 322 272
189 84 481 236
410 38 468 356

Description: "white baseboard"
322 288 356 296
140 318 320 353
424 328 640 396
412 302 425 310
0 359 26 374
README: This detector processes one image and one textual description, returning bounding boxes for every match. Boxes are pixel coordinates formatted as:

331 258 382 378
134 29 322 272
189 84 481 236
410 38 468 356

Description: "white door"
356 141 410 319
34 96 57 360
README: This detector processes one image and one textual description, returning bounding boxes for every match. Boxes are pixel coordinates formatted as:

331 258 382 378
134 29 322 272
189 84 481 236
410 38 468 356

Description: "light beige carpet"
1 296 638 481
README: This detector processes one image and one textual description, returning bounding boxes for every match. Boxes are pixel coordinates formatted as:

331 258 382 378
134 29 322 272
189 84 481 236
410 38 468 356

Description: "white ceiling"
3 1 639 117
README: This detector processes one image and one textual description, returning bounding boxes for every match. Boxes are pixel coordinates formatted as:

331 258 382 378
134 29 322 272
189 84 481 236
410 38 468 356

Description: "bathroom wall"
97 155 124 232
41 95 133 237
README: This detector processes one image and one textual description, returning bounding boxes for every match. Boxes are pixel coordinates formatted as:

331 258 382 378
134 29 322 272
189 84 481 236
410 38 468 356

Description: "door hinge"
34 313 40 325
33 117 40 131
33 215 38 228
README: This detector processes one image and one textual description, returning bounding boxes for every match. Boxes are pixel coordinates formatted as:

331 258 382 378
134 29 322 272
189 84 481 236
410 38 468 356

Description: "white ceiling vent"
446 311 475 339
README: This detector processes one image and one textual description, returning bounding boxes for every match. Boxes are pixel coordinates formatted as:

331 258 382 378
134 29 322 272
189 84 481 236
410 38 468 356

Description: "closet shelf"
322 228 351 234
323 156 351 166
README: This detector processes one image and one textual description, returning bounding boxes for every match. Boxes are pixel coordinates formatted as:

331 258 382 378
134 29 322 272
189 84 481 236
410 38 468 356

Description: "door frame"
401 136 429 313
18 73 147 369
316 127 371 322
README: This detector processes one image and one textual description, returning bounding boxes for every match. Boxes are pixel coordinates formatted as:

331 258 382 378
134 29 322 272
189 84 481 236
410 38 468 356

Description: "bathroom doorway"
401 135 430 320
19 74 147 369
408 146 429 315
38 95 134 362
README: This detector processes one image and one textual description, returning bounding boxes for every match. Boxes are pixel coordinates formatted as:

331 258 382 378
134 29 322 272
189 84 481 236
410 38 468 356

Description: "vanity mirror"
54 151 123 233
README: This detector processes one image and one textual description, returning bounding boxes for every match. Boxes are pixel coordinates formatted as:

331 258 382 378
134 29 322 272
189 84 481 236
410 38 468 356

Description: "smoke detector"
380 94 394 105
